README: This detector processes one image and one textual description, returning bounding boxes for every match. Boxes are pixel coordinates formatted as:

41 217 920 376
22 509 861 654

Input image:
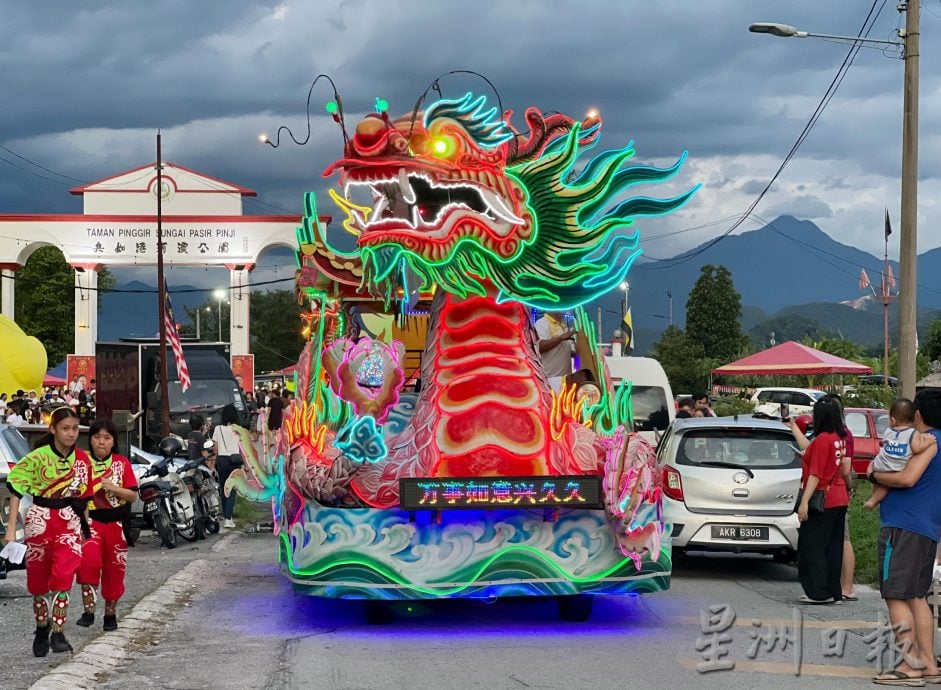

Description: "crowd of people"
1 376 97 427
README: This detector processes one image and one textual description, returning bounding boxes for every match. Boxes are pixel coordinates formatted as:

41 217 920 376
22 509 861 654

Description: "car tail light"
661 466 684 502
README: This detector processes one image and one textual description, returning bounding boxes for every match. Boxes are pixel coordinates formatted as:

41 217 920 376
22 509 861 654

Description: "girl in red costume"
76 418 138 631
2 407 97 656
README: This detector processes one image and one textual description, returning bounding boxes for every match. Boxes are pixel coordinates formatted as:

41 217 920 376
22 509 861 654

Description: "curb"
30 557 215 689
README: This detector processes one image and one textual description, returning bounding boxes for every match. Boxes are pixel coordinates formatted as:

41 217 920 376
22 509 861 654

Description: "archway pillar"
227 263 253 355
0 263 20 320
72 264 100 355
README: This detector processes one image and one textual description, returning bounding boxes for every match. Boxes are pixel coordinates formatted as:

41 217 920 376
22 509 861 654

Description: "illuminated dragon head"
308 93 698 309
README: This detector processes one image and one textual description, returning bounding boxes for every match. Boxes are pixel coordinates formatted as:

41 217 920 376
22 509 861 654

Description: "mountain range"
99 280 209 341
596 215 941 353
100 215 941 354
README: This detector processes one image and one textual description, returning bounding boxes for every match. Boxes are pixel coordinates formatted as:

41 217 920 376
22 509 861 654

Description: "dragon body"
232 91 697 599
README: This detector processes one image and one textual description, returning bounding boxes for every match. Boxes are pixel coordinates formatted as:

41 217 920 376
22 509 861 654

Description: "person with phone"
794 397 849 604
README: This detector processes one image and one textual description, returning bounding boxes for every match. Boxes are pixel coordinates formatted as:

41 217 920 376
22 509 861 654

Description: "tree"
183 289 307 373
249 291 307 372
923 318 941 362
749 314 829 347
804 336 863 363
649 325 707 393
14 247 116 365
685 264 748 364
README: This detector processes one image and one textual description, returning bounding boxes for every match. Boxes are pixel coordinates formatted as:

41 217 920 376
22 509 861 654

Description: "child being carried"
863 397 937 510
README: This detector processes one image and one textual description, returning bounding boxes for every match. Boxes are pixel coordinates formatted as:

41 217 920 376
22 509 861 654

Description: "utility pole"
667 290 673 327
898 0 919 398
156 133 170 437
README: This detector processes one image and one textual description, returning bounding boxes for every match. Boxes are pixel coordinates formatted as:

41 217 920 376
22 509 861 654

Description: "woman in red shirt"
796 397 850 604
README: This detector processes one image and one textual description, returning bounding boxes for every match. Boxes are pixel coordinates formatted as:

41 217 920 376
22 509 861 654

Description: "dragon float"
229 90 696 616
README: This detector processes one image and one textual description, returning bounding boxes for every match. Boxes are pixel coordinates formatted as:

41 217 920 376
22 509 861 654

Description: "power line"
647 0 887 270
749 213 941 295
0 154 74 187
0 270 296 294
0 144 86 183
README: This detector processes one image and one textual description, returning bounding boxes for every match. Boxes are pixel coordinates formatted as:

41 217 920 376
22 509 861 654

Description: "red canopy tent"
271 364 298 377
42 373 66 387
713 341 873 376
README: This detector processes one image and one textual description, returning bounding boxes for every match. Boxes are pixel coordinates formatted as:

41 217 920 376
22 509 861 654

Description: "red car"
844 407 890 476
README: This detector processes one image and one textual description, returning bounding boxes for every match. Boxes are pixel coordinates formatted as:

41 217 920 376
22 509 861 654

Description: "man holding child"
868 389 941 686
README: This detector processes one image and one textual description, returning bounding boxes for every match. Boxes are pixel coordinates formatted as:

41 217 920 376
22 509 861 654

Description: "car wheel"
364 601 395 625
558 594 594 622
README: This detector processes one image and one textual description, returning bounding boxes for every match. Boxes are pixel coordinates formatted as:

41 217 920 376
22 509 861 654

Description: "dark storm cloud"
0 0 938 260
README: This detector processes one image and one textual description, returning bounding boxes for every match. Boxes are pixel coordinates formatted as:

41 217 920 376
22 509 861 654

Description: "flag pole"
156 133 171 437
883 209 891 388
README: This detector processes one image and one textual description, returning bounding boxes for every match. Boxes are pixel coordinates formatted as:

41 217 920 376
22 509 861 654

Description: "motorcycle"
179 440 221 535
137 437 205 548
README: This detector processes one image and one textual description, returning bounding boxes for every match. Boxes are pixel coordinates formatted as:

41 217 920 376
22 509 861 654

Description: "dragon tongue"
398 168 416 204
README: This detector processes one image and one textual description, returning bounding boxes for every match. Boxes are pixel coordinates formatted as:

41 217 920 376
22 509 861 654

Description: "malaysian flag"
164 283 191 392
885 264 896 294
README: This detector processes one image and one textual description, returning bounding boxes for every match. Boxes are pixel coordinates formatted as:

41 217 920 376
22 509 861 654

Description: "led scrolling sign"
399 476 603 510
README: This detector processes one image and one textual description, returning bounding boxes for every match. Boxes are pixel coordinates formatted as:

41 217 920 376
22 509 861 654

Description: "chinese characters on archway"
85 226 240 259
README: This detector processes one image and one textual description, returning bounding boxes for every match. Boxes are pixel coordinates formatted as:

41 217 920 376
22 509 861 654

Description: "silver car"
0 423 32 542
659 416 801 561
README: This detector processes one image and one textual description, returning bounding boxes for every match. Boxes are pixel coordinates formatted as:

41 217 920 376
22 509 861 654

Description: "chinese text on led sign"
399 476 602 510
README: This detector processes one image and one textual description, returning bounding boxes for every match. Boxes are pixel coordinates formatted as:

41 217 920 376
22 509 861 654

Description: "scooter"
179 440 221 535
137 437 205 548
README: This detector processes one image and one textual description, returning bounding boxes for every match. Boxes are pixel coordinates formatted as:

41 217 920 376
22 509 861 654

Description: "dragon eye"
431 135 458 158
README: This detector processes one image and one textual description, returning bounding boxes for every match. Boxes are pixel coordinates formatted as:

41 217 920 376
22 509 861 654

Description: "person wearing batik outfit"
76 419 138 632
2 407 97 656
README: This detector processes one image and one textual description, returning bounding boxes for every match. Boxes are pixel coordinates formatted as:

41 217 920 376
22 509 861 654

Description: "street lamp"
213 289 227 342
749 8 917 397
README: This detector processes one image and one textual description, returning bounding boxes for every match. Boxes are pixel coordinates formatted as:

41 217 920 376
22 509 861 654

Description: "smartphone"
779 403 790 420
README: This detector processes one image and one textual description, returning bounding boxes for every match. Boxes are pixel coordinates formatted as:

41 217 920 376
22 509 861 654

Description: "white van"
602 356 675 447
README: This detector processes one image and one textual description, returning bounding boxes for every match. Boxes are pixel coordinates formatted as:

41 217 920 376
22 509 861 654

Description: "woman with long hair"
212 404 243 529
795 396 850 604
2 407 97 656
75 418 139 631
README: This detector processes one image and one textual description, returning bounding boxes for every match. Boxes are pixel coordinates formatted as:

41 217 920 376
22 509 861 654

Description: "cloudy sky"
1 0 939 292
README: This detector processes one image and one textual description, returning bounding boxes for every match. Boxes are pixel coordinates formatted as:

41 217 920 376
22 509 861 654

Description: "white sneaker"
224 519 236 529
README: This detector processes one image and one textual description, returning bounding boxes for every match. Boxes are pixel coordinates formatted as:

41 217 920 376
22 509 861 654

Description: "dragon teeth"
399 168 416 204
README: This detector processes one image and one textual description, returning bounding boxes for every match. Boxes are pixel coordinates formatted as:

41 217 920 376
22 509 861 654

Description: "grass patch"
233 495 270 523
848 481 881 585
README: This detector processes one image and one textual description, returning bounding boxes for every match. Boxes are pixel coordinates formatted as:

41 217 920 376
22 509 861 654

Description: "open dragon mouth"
334 168 525 244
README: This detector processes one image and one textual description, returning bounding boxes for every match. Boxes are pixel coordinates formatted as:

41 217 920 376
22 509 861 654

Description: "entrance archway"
0 162 327 357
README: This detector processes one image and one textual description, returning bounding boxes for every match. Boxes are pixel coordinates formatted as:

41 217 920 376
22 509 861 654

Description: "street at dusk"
3 2 941 689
